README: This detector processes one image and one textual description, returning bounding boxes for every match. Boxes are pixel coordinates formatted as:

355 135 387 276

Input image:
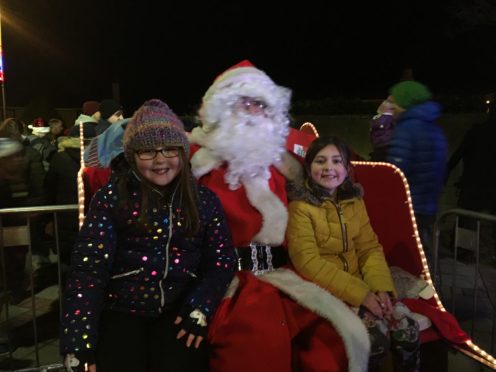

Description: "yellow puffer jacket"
287 197 395 307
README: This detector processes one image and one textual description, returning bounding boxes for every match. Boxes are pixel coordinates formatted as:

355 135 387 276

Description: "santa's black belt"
234 244 288 275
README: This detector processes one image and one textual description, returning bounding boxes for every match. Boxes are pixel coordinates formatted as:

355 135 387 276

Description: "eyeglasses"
135 148 179 160
236 96 268 114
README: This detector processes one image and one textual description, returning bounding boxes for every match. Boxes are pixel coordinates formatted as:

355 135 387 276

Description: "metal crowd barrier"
0 204 78 371
433 208 496 355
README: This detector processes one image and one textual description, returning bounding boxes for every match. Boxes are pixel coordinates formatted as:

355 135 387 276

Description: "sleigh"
295 122 496 370
76 123 496 370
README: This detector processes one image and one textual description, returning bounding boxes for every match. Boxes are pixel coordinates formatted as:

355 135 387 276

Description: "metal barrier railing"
0 204 78 370
433 208 496 354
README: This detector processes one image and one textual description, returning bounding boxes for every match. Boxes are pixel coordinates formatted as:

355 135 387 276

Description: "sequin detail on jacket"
60 180 235 357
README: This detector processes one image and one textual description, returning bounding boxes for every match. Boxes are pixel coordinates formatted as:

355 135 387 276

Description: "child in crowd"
287 135 420 372
369 99 395 161
60 99 236 372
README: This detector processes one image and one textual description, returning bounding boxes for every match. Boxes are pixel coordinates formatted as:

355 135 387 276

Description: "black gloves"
177 308 208 338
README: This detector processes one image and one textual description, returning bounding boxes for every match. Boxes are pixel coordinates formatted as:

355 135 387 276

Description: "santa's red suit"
190 61 370 372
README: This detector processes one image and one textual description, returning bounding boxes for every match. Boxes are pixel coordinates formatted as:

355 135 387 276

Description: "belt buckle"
249 243 274 275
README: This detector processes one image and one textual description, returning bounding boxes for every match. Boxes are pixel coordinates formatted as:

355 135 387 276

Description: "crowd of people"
0 60 491 371
0 98 124 359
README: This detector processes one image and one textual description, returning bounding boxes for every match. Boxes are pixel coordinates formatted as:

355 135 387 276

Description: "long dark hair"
175 149 200 235
115 148 200 236
304 135 358 199
304 136 351 172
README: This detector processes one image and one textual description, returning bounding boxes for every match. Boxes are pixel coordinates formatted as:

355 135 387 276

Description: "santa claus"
190 60 370 372
189 60 301 249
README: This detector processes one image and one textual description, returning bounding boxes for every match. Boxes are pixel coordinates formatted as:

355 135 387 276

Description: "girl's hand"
174 316 205 349
361 292 384 318
376 291 393 316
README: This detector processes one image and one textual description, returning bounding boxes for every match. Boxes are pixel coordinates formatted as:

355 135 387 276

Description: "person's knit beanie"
389 81 432 110
99 99 122 120
123 99 189 164
82 101 100 116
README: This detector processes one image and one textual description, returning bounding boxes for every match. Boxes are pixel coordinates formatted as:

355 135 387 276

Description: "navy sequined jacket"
60 177 235 358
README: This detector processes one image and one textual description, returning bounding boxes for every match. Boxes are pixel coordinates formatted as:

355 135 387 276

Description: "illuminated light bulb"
299 122 319 137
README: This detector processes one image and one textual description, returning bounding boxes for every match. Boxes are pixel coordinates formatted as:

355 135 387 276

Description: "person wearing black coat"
44 135 84 265
446 101 496 263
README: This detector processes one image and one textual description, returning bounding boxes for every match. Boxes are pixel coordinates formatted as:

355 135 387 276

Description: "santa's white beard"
205 111 288 189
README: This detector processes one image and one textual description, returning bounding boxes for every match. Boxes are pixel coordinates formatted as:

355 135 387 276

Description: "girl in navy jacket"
61 99 235 372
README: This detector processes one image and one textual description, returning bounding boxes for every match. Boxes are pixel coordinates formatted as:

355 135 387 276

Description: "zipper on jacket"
337 254 349 272
333 201 349 272
158 186 178 312
110 267 144 279
334 202 348 252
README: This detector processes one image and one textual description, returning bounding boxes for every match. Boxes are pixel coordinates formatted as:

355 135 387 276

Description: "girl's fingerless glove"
179 308 208 337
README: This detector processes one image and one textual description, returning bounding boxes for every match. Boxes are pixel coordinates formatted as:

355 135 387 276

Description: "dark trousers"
359 305 420 372
96 309 209 372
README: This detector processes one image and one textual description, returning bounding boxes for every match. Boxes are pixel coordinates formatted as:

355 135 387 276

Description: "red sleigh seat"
351 161 496 368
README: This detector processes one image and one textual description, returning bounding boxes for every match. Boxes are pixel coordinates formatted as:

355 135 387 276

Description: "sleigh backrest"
351 161 425 277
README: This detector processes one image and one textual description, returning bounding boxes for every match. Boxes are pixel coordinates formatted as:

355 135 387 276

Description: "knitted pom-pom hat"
123 99 189 163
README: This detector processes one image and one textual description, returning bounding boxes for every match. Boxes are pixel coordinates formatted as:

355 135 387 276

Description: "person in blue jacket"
60 99 236 372
387 81 448 264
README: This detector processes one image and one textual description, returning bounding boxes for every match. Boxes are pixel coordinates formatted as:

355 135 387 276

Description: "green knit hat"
389 81 432 110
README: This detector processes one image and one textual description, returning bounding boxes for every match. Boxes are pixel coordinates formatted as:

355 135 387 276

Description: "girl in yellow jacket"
287 135 420 372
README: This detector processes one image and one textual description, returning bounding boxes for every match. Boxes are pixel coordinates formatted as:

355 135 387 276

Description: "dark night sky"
2 0 496 115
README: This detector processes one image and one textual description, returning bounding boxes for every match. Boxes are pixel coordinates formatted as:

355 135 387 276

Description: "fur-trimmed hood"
57 136 81 152
287 177 363 206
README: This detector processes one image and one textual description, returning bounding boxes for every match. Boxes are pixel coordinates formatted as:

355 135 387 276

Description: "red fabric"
419 328 442 344
214 60 256 81
82 167 111 211
191 152 287 247
352 163 424 276
285 127 316 164
198 166 287 247
209 272 348 372
225 59 255 70
402 299 469 344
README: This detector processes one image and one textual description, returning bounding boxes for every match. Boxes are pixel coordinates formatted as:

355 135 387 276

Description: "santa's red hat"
28 117 50 135
199 60 291 130
214 59 255 80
